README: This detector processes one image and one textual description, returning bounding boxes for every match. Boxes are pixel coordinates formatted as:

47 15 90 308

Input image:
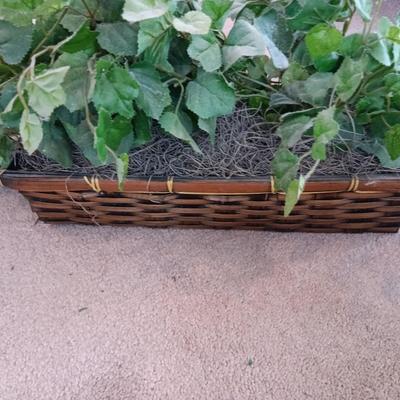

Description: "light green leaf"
93 59 139 119
202 0 232 28
186 71 236 119
277 116 313 148
388 26 400 45
305 23 342 62
188 33 222 72
284 177 305 217
384 124 400 160
159 111 201 153
137 17 170 54
369 34 392 66
116 153 129 191
26 67 70 119
0 21 33 65
222 19 265 69
19 110 43 155
312 107 339 161
198 116 217 143
173 11 211 35
96 109 133 163
54 52 90 112
122 0 169 23
281 62 309 86
354 0 373 22
130 63 171 120
271 148 299 191
96 22 138 56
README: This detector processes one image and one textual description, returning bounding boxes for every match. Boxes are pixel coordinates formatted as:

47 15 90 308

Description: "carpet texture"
1 187 400 400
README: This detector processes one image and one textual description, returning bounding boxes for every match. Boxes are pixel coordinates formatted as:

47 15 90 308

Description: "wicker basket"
2 171 400 233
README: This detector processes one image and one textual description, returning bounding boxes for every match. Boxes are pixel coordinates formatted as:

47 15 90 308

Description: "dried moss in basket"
1 0 400 214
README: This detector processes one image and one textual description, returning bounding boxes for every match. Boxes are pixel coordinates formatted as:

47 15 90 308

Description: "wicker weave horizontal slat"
2 171 400 233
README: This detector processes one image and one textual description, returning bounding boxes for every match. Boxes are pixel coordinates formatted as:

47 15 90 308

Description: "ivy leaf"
198 117 217 143
159 111 201 153
130 63 171 120
61 23 98 55
284 177 305 217
0 21 33 65
255 10 292 70
54 52 91 112
0 133 15 168
173 11 212 35
133 109 152 147
116 153 129 191
202 0 233 29
96 109 133 163
354 0 373 22
271 148 299 191
39 122 73 168
312 107 339 161
188 33 222 72
335 57 365 102
19 110 43 155
186 71 236 119
305 23 342 65
384 124 400 160
222 19 266 70
26 66 70 119
93 59 139 119
122 0 169 23
96 22 138 56
277 116 313 148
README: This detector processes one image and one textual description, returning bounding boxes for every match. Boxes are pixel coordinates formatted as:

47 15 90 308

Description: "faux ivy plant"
0 0 399 214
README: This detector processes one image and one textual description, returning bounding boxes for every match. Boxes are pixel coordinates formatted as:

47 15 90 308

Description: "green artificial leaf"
25 66 70 119
0 21 33 65
388 26 400 45
339 34 365 58
384 124 400 160
173 11 212 35
286 72 334 107
305 24 342 67
122 0 169 23
130 63 171 120
368 33 392 66
169 36 193 76
39 122 73 167
286 0 342 31
133 109 152 147
96 109 133 162
335 57 365 102
96 22 138 56
202 0 232 28
19 110 43 154
354 0 373 22
312 107 339 161
198 116 217 143
54 52 91 112
185 71 236 119
277 116 313 148
0 133 15 168
222 19 266 70
271 148 299 191
63 119 105 166
137 17 170 54
159 110 201 153
254 12 289 70
281 63 309 86
360 140 400 168
188 33 222 72
284 176 305 217
61 23 98 55
93 59 139 119
116 153 129 191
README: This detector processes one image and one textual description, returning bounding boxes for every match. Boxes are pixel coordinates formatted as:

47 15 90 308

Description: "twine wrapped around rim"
82 175 381 196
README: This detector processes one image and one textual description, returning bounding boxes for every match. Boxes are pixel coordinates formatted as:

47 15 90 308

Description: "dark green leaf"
384 124 400 160
0 21 33 65
271 148 299 191
96 22 138 56
335 57 365 102
277 116 313 148
61 23 98 55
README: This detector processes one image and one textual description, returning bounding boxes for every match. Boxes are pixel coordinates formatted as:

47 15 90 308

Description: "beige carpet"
1 187 400 400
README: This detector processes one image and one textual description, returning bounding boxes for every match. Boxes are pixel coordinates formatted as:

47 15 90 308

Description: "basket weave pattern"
2 173 400 233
